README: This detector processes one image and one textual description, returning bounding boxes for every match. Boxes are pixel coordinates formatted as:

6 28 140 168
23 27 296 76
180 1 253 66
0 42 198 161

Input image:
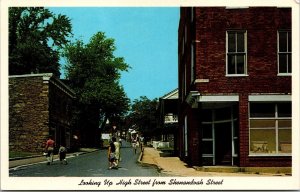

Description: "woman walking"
112 137 121 167
108 141 117 169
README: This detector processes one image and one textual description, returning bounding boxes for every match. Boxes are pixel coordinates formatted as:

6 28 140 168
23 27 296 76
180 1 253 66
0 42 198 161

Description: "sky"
49 7 179 101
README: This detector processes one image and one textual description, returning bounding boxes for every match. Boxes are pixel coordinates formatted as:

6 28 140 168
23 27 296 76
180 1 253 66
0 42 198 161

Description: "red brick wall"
178 7 291 167
194 7 291 94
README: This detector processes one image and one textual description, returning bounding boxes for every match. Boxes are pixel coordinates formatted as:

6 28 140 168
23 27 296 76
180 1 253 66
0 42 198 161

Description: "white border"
1 0 299 191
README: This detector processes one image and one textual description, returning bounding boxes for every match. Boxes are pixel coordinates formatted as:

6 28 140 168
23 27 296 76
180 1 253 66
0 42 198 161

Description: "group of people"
107 137 121 169
45 136 68 165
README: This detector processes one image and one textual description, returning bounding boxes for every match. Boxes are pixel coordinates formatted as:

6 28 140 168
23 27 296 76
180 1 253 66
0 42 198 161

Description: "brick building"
178 7 291 167
9 73 76 154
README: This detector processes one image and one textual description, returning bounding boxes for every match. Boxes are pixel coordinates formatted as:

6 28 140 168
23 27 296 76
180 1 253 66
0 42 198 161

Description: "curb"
9 149 100 169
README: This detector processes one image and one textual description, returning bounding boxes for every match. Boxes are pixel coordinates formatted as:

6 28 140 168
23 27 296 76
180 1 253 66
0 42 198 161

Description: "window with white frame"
249 102 291 155
278 31 291 74
226 31 247 75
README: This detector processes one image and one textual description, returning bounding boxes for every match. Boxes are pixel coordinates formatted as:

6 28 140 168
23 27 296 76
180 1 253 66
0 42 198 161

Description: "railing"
164 114 178 123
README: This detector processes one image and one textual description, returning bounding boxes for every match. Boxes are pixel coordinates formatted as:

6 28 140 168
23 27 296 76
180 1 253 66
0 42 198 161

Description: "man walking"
45 136 55 165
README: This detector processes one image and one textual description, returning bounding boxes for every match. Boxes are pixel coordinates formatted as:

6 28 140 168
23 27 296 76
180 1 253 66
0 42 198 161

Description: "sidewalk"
140 147 291 177
9 148 98 169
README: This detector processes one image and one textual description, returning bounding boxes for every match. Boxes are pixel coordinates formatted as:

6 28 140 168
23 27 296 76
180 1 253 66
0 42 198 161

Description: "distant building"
158 89 179 152
178 7 291 167
9 73 76 153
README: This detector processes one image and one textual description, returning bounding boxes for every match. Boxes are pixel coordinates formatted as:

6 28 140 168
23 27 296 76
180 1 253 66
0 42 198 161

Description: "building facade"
178 7 291 167
9 73 76 153
158 89 179 152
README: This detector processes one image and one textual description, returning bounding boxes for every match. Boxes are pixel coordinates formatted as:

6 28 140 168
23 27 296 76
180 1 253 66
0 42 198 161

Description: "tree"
126 96 159 141
9 7 72 76
64 32 130 146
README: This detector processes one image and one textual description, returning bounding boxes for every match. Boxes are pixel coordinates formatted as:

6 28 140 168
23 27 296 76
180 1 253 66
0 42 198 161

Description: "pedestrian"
58 143 68 165
108 141 117 169
131 136 136 154
45 136 55 165
119 138 122 147
113 137 121 167
140 135 144 151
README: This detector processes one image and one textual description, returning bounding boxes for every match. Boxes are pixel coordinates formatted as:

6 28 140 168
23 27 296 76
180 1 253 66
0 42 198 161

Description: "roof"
161 88 178 100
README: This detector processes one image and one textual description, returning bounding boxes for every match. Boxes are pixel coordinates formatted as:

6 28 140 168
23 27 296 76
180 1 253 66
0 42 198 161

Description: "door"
215 122 232 165
201 104 238 166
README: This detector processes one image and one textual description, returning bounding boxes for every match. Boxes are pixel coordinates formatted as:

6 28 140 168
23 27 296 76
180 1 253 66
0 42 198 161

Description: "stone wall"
9 74 50 153
9 73 75 153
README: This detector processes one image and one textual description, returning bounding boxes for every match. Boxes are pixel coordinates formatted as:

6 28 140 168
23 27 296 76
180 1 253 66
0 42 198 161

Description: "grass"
9 151 40 159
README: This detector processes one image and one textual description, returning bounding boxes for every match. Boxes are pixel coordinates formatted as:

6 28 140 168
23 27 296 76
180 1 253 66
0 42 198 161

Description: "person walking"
58 143 68 165
140 135 144 152
45 136 55 165
108 141 117 169
113 137 121 167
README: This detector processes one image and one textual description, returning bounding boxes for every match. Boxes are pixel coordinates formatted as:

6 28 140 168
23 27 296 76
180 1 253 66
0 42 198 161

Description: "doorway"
201 104 238 166
215 122 232 165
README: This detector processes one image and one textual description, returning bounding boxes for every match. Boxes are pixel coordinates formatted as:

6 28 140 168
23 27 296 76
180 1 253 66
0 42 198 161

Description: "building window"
226 31 247 75
249 102 291 155
278 31 291 74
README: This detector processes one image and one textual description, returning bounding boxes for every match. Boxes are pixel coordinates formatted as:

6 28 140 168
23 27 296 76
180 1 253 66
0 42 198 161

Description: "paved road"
9 142 160 177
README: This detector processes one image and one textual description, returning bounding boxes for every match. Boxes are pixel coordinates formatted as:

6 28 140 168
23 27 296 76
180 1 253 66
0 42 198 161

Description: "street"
9 142 160 177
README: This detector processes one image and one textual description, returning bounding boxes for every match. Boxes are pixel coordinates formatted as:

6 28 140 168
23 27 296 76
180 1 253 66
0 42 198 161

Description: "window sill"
249 153 291 157
277 73 291 76
226 74 249 77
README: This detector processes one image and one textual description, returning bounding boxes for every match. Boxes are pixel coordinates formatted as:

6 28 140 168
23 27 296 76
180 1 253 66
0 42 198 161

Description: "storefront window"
249 102 291 155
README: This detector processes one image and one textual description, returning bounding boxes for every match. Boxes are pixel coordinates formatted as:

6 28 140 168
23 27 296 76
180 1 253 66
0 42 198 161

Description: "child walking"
58 144 68 165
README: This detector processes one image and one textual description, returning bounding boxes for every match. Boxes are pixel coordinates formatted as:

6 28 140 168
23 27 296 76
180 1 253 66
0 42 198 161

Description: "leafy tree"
64 32 130 146
9 7 72 76
127 96 159 140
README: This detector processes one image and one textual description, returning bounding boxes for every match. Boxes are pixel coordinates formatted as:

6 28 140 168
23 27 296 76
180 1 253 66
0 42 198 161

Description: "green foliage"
64 32 130 126
9 7 72 76
127 96 159 138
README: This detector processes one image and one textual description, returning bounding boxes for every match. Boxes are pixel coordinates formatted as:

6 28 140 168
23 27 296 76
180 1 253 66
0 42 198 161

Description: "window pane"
236 54 245 74
215 107 231 121
250 129 276 153
279 32 287 52
228 33 236 52
279 54 287 73
202 141 213 154
250 120 275 128
288 32 291 52
288 53 291 73
250 103 275 117
237 32 245 52
201 109 212 121
278 120 291 128
234 121 239 137
278 103 291 117
233 139 239 155
278 129 291 153
202 124 212 139
228 54 235 74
